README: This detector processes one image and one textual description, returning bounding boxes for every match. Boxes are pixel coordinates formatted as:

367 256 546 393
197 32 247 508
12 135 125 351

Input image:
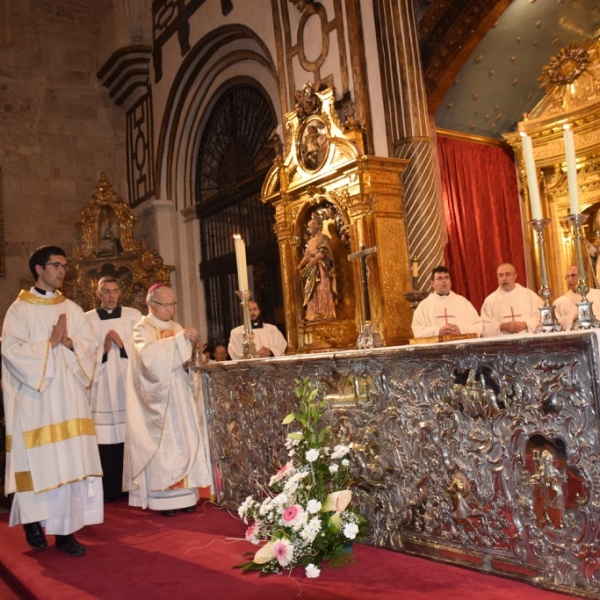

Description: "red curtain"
436 135 526 312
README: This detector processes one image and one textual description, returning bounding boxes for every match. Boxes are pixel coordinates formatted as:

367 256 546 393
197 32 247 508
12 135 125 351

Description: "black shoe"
55 534 86 557
23 522 48 550
181 505 196 513
161 509 177 517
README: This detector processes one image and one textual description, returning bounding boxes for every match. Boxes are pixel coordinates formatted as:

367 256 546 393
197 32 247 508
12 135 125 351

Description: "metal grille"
196 84 282 346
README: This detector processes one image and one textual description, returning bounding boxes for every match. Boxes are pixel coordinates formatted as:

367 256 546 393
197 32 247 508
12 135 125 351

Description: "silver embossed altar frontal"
199 332 600 598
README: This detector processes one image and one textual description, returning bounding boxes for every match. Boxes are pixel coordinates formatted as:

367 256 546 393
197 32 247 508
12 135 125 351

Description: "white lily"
321 489 352 532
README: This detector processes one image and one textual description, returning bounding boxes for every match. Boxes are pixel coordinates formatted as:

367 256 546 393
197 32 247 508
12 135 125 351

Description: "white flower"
238 495 254 519
273 493 288 506
329 463 339 474
341 458 350 467
306 499 322 514
343 522 359 540
305 448 320 462
331 445 350 459
300 516 322 542
305 563 321 578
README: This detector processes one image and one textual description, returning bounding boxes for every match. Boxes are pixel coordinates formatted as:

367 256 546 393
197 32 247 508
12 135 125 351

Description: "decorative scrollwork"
539 40 592 95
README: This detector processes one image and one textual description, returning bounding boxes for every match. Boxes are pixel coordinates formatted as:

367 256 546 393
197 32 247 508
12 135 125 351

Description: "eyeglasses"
45 262 70 271
152 300 177 308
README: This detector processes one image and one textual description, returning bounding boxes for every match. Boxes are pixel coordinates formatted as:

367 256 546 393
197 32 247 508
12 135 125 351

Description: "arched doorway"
195 82 283 347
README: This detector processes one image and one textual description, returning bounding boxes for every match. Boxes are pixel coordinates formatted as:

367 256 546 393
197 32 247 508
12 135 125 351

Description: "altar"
199 331 600 598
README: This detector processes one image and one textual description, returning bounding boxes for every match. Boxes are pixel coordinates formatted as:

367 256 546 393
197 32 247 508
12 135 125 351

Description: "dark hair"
430 266 450 279
28 245 66 280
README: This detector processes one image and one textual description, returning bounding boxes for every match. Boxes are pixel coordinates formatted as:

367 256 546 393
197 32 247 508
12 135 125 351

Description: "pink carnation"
282 504 304 526
245 522 260 544
273 538 294 567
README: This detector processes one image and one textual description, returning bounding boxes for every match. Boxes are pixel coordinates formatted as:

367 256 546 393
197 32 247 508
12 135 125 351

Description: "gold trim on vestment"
73 348 93 387
23 418 96 449
15 471 34 492
5 435 12 452
17 289 66 305
14 472 104 494
37 340 50 392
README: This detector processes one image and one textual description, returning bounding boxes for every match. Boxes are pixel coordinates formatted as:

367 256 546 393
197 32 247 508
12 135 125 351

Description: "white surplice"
85 307 141 444
480 284 543 337
411 291 483 338
553 287 600 330
1 288 103 534
228 323 287 360
124 314 211 510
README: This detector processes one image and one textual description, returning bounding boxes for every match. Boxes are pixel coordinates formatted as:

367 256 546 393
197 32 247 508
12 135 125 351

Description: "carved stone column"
372 0 445 289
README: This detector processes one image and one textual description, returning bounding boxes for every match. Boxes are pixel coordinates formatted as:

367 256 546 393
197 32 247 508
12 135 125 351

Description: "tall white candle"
520 132 543 220
563 125 580 215
233 234 249 291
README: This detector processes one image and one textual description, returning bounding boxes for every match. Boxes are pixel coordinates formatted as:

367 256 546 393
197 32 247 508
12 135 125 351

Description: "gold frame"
63 173 172 312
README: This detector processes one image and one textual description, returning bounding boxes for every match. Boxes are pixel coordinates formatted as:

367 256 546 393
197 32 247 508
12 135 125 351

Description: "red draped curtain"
436 135 526 312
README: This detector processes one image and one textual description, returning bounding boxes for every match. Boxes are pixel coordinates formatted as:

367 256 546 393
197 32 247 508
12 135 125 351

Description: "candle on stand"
411 256 419 279
563 125 580 215
233 234 249 291
520 132 543 221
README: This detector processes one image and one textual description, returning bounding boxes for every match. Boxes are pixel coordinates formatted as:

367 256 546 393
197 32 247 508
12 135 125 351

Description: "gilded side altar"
200 332 600 598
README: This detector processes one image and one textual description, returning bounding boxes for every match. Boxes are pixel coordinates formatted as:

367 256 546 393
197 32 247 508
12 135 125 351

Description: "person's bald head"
148 286 176 321
497 263 518 292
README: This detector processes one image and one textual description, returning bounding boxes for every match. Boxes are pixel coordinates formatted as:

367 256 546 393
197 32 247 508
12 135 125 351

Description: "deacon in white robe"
86 276 141 502
553 265 600 330
411 267 482 338
228 300 287 360
123 284 211 516
1 246 103 557
481 263 542 337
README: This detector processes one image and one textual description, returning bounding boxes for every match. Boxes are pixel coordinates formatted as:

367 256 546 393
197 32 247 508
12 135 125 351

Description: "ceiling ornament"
538 40 592 95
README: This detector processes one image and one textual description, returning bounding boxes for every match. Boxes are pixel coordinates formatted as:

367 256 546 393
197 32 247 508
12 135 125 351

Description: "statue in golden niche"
298 213 337 321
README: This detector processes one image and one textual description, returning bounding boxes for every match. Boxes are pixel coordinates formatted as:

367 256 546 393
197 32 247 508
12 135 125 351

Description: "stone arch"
152 24 282 338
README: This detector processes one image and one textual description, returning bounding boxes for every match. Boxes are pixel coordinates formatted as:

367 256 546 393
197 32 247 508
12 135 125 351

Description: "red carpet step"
0 500 577 599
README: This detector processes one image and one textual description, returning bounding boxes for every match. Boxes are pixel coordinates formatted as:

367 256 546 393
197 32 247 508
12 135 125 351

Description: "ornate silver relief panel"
200 332 600 597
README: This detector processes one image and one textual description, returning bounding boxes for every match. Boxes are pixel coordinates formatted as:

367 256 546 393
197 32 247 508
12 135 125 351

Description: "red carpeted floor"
0 500 578 599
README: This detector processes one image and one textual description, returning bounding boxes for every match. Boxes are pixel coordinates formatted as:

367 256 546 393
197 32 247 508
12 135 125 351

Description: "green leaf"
282 413 296 425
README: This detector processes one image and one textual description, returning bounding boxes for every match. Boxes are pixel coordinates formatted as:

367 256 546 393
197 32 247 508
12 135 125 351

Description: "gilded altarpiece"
63 174 172 313
261 85 412 352
505 39 600 294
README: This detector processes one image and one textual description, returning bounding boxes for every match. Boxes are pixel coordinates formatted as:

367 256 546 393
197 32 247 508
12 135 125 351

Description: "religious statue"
298 214 337 321
531 449 567 529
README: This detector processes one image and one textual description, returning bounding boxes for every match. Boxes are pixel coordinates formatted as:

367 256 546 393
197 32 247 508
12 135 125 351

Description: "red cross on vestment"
436 308 455 325
502 307 522 322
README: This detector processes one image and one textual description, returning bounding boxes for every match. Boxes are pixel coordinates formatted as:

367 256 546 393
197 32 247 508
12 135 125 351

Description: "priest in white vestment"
124 284 212 516
1 245 103 557
86 276 141 502
553 265 600 330
412 267 482 338
228 300 287 360
481 263 542 337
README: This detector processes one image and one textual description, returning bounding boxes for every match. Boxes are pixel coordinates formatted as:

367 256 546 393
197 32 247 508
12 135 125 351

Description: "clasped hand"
50 313 72 349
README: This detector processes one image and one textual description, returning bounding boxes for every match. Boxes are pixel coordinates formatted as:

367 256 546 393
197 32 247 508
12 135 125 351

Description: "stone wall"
0 0 127 321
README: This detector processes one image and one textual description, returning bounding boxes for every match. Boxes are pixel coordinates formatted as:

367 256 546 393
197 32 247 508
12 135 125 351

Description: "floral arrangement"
237 377 367 577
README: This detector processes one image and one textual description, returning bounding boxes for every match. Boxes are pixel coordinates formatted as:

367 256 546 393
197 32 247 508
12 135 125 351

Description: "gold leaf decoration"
539 40 592 94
